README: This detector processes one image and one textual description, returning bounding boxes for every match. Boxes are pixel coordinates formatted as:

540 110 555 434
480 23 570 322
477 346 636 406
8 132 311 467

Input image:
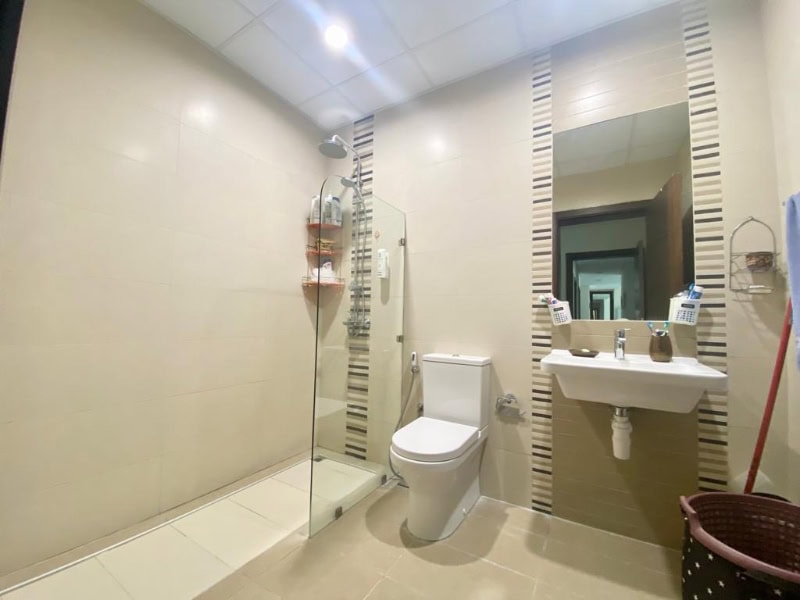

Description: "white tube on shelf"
611 413 632 460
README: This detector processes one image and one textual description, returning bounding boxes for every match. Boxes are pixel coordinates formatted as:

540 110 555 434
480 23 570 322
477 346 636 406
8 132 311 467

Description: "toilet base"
392 443 483 541
407 475 479 541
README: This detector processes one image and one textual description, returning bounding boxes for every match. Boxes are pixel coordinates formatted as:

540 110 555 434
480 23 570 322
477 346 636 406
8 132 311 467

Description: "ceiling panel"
376 0 512 48
221 23 330 104
412 6 524 86
140 0 682 130
236 0 279 16
557 150 629 177
297 89 362 130
142 0 253 47
262 0 406 86
628 140 683 163
630 103 689 147
555 103 689 176
555 116 633 163
337 54 431 114
515 0 678 48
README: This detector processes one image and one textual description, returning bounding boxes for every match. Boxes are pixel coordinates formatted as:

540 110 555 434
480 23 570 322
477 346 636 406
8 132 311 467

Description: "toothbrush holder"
649 332 673 363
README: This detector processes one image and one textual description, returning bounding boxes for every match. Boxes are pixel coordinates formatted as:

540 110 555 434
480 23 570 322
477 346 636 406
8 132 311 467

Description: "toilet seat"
391 416 479 462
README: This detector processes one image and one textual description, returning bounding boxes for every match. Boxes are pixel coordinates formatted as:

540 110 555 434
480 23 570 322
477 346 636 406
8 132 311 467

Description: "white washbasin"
541 349 728 413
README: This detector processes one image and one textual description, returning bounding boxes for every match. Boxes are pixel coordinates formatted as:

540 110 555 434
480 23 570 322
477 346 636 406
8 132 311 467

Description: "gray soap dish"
569 348 599 358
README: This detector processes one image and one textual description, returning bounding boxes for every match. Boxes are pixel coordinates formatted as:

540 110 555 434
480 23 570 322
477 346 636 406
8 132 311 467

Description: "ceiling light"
324 24 348 49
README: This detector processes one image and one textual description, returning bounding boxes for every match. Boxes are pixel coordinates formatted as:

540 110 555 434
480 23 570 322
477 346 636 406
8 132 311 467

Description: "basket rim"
680 492 800 585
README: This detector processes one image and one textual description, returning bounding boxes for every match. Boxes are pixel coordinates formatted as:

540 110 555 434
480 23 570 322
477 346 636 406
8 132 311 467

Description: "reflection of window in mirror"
553 103 694 321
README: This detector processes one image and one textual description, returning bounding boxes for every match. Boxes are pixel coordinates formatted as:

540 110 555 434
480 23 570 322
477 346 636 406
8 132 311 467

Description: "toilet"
390 353 491 541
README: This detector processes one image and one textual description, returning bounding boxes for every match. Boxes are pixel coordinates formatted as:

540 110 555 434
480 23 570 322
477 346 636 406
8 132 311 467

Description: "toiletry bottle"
309 195 321 224
649 328 673 362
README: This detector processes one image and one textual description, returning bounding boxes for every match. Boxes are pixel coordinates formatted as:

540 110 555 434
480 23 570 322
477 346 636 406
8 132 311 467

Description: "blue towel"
787 193 800 368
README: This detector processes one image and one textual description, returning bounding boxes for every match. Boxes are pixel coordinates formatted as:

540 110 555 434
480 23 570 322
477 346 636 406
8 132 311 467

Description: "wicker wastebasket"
680 493 800 599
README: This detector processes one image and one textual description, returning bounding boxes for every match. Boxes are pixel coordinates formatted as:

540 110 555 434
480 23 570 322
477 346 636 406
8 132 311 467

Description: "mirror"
553 103 693 320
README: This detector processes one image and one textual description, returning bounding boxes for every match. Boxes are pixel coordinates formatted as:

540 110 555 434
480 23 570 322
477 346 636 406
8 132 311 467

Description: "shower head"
318 136 348 159
340 176 358 188
319 134 364 191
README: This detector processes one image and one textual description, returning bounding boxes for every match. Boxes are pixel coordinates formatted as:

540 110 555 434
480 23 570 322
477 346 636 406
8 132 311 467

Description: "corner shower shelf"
306 222 342 232
305 247 342 258
302 276 345 289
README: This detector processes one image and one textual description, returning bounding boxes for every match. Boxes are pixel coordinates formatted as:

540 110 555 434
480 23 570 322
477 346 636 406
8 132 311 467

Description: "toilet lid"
391 417 479 462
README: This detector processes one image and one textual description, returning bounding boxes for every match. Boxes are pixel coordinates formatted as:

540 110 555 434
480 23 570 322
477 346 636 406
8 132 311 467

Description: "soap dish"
569 348 598 358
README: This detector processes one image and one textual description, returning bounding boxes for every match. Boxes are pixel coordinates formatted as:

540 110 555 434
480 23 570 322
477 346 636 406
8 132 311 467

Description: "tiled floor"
0 455 384 600
2 469 681 599
198 484 682 600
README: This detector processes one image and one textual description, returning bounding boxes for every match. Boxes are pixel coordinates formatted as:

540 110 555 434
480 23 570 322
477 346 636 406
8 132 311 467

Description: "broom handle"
744 299 793 494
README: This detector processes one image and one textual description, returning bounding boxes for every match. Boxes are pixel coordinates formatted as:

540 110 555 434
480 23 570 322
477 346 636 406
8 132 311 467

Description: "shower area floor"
0 452 386 600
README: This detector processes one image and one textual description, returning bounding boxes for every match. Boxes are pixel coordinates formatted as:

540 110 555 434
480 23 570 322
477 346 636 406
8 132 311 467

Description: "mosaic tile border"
681 0 728 492
530 50 554 514
345 115 375 461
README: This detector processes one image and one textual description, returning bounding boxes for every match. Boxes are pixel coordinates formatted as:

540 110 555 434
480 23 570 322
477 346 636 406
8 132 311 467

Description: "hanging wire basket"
729 216 779 294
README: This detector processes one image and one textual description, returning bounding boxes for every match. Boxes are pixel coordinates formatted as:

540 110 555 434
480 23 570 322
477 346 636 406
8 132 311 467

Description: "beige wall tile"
479 447 533 507
0 459 162 575
0 0 324 576
761 0 800 502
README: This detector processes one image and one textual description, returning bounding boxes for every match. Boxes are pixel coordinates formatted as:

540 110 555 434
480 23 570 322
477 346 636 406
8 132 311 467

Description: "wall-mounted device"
377 248 389 279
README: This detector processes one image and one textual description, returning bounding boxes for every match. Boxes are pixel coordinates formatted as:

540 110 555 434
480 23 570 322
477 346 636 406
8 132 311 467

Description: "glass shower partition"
308 175 405 535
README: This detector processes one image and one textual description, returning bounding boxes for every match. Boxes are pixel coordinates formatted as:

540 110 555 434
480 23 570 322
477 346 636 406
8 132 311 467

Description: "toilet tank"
422 353 492 428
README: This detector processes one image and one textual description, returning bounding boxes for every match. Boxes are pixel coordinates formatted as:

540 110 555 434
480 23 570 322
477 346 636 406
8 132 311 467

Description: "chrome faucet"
614 328 629 359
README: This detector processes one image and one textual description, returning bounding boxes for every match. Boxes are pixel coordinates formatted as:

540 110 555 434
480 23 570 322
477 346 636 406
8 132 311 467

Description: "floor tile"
2 559 131 600
196 574 280 600
311 461 374 502
238 533 307 579
97 526 231 600
365 577 432 600
4 470 686 600
254 545 383 600
172 500 291 569
444 511 547 578
472 496 552 536
230 478 310 532
387 542 536 600
272 462 311 492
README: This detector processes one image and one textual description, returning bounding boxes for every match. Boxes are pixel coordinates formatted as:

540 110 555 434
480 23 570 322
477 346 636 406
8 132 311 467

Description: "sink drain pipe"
612 407 632 460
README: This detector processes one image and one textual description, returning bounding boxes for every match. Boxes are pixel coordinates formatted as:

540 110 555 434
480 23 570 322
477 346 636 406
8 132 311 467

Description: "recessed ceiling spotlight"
324 24 348 49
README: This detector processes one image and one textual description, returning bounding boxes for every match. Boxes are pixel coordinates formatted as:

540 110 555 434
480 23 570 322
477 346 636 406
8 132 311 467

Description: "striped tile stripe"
681 0 728 492
530 50 554 514
346 115 375 461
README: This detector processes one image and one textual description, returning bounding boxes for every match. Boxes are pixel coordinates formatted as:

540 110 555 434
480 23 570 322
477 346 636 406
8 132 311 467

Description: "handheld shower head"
318 136 348 159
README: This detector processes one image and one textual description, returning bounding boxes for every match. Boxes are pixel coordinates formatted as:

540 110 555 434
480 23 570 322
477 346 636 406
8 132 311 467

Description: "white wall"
760 0 800 501
374 56 535 506
708 0 788 498
552 5 687 134
0 0 325 575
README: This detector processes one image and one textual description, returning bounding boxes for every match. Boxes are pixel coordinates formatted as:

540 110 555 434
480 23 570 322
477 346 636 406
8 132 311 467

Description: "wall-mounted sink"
541 350 728 414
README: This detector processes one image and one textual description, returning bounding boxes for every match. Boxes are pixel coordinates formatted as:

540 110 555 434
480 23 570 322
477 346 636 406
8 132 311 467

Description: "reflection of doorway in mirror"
589 290 615 320
567 250 640 320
